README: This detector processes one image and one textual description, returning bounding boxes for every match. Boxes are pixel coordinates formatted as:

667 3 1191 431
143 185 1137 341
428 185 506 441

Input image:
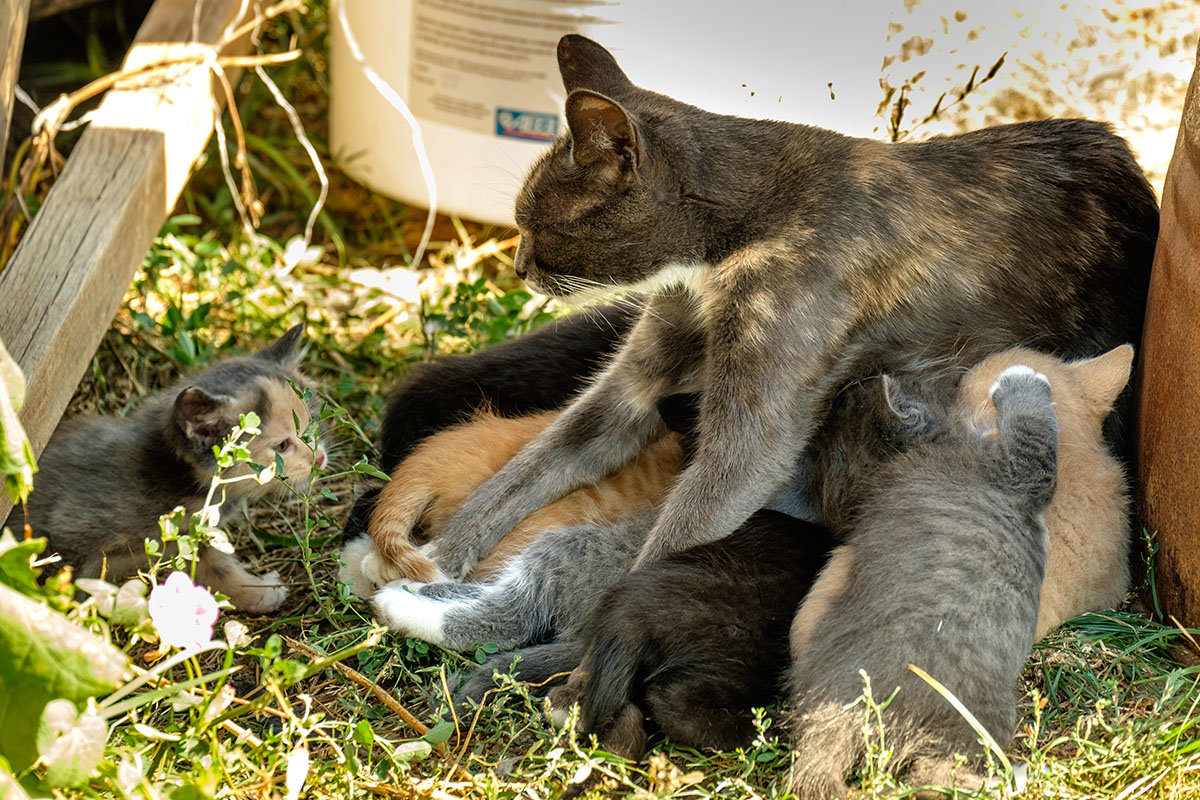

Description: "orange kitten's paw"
234 571 288 615
337 535 379 599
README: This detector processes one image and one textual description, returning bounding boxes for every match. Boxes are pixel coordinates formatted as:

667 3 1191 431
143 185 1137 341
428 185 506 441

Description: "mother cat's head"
514 35 752 299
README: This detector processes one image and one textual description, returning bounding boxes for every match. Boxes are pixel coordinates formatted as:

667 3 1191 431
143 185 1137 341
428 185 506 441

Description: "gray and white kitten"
4 326 325 612
787 365 1058 797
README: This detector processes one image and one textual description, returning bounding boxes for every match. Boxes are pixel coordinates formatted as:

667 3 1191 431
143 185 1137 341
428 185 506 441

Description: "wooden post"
0 0 254 521
1136 44 1200 625
1 0 30 177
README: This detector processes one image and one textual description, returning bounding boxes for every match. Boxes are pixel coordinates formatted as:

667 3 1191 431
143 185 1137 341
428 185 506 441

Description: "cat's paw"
988 364 1050 400
419 539 478 581
337 535 378 599
235 571 288 615
372 581 447 644
545 684 582 729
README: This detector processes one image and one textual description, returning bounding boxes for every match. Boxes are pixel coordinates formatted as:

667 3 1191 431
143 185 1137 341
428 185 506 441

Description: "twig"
31 51 300 141
1169 615 1200 659
282 635 443 751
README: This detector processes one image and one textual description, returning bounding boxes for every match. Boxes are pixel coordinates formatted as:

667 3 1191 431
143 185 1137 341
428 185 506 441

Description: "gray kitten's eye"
276 439 292 454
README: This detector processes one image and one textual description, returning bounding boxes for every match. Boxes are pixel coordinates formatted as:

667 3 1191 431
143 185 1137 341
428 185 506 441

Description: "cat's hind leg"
373 574 548 652
988 365 1059 509
456 640 585 708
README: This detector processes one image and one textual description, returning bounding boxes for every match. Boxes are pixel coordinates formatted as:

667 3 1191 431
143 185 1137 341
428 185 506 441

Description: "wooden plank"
0 0 253 520
1 0 30 177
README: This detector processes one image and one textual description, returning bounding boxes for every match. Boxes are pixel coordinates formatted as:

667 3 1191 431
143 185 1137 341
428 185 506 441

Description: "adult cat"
421 34 1157 579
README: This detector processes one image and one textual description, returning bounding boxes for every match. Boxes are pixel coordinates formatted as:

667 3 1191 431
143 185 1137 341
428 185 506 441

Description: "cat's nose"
314 447 327 469
515 261 528 280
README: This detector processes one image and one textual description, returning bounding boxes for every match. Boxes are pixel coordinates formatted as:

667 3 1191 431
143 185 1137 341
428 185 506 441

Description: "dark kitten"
788 365 1057 797
339 304 636 545
6 326 323 612
421 34 1156 580
546 512 834 761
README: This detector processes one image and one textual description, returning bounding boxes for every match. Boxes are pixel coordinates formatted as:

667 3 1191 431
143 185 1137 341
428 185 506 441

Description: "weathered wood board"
1 0 30 177
0 0 253 521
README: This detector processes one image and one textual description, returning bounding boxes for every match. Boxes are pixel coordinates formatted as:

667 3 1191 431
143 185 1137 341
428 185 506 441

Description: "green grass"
4 2 1200 798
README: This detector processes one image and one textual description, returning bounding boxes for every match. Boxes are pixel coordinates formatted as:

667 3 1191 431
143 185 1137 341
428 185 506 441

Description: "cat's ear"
565 90 640 171
256 324 304 366
1070 344 1134 412
557 34 634 96
175 387 236 448
881 374 920 421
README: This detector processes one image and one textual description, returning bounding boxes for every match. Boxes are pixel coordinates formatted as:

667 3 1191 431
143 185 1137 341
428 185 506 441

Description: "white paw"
372 581 446 644
337 536 378 599
988 364 1049 399
236 571 288 614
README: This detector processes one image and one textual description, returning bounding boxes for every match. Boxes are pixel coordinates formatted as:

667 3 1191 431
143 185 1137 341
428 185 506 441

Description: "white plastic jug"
330 0 893 227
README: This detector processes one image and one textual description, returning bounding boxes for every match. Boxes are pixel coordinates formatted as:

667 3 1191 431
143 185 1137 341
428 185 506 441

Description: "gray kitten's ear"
256 324 304 366
557 34 633 96
565 90 640 170
175 387 236 448
881 374 921 421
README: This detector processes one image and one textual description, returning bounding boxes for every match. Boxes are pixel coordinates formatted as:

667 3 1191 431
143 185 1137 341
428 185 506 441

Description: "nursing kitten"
338 409 683 596
959 345 1134 639
339 304 635 547
5 326 324 612
421 34 1156 581
787 365 1059 797
545 512 834 764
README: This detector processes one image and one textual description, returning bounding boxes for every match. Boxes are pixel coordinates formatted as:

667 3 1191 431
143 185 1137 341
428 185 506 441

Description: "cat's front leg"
423 294 704 578
632 256 853 568
195 547 288 614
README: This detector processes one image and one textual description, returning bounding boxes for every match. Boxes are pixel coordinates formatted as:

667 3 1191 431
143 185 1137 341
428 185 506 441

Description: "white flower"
282 236 324 272
148 572 219 650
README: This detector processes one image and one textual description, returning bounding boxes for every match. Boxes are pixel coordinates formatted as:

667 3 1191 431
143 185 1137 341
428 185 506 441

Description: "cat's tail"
367 471 447 585
788 700 983 800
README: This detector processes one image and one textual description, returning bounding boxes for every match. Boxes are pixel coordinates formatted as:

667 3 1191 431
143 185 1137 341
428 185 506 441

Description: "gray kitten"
420 34 1154 581
787 365 1058 797
4 327 325 612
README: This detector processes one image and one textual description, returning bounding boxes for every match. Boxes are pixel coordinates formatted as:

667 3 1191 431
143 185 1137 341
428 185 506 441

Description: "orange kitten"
957 345 1133 639
339 411 683 596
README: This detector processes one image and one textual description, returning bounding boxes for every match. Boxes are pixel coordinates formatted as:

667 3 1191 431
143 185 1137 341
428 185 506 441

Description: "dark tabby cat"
6 326 323 612
788 364 1058 796
546 512 834 758
420 34 1156 579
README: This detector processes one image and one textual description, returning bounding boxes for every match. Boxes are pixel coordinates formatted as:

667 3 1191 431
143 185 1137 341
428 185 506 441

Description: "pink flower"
148 572 219 650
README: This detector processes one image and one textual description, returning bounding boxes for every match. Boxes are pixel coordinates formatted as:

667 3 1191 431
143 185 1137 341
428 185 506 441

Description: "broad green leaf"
422 719 455 745
0 337 36 505
37 699 107 787
0 532 45 596
0 584 127 771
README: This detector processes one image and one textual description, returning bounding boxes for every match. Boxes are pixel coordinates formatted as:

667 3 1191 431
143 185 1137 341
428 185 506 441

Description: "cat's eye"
276 439 292 454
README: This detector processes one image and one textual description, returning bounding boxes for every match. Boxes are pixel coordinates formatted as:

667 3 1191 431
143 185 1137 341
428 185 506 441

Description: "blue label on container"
496 108 559 142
